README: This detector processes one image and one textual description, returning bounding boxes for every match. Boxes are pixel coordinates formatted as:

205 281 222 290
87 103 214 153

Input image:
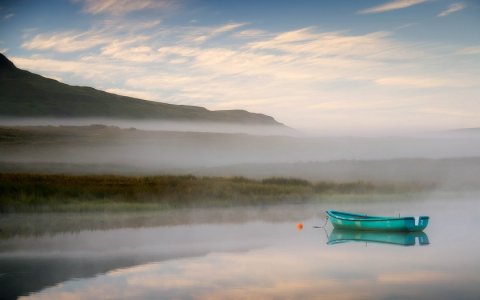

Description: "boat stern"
406 216 429 231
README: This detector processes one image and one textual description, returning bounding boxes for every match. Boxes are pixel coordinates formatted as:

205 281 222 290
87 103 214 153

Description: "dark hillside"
0 54 283 125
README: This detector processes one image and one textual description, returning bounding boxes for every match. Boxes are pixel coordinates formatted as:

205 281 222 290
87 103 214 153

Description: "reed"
0 173 436 213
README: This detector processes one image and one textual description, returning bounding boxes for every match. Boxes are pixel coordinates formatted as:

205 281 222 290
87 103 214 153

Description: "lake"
1 192 479 299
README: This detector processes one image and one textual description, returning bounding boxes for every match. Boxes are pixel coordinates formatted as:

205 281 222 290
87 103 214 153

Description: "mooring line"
313 216 329 228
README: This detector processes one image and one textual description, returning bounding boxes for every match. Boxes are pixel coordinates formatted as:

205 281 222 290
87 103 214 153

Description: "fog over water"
1 118 480 186
2 195 480 300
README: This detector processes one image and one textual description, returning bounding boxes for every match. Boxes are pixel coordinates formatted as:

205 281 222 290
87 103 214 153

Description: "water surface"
1 194 479 299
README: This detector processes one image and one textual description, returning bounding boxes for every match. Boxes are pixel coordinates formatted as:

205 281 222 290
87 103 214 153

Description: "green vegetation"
0 53 281 125
0 173 436 213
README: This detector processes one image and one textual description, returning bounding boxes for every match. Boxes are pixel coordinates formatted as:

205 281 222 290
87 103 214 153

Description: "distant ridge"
439 127 480 136
0 53 284 126
450 127 480 133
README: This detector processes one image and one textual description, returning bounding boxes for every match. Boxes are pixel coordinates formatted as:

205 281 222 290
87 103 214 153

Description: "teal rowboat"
328 229 429 246
326 210 429 232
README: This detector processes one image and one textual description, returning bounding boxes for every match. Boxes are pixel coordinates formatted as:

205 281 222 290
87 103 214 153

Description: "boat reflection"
327 229 430 246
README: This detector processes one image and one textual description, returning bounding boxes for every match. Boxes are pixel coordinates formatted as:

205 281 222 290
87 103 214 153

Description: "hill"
450 128 480 134
0 53 283 125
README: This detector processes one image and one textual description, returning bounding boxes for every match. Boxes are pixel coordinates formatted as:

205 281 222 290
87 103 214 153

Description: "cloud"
77 0 175 16
358 0 430 14
374 76 472 88
100 39 159 62
21 20 157 53
210 23 248 35
3 13 14 20
22 30 110 52
457 46 480 55
15 20 480 132
10 56 139 82
438 3 466 17
233 29 268 39
105 88 159 100
247 28 421 60
126 74 194 90
378 271 450 284
186 23 248 43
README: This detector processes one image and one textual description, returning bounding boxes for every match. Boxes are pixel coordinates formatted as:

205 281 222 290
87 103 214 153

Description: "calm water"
1 193 480 300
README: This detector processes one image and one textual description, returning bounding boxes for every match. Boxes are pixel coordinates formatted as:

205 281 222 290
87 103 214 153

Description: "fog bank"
1 125 480 187
0 118 293 136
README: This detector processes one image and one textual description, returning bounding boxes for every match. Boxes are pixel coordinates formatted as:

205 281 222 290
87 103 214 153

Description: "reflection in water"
2 196 480 299
328 229 430 246
0 222 276 300
13 238 476 300
0 204 321 239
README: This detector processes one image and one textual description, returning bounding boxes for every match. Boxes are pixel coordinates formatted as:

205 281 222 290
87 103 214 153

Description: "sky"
0 0 479 134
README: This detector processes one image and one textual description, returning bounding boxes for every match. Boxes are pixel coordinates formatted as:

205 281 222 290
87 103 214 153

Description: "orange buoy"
296 223 303 230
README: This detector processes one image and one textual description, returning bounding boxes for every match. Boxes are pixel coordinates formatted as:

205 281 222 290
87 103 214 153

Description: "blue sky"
1 0 479 134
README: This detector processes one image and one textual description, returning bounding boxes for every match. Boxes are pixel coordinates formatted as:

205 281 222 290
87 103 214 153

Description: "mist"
0 118 295 136
1 119 480 188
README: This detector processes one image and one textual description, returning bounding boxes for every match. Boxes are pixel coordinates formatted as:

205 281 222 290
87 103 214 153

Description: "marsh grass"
0 173 436 213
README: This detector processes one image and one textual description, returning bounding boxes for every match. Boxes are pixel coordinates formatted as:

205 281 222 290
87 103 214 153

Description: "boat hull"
326 210 429 232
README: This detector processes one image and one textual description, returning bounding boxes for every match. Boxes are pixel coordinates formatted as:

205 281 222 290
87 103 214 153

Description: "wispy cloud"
457 46 480 55
438 3 465 17
233 29 268 39
375 76 471 88
105 88 159 100
21 20 158 53
77 0 175 16
247 28 421 59
15 21 480 131
3 13 14 20
358 0 430 14
189 23 248 43
11 56 138 82
22 30 111 52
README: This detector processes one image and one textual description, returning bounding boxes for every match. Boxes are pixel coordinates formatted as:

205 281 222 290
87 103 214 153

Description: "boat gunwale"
326 210 429 222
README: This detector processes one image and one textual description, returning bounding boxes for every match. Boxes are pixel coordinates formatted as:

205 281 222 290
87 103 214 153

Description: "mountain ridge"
0 53 284 126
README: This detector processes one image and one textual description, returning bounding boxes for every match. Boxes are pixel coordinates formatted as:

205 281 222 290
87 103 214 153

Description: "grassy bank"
0 173 436 213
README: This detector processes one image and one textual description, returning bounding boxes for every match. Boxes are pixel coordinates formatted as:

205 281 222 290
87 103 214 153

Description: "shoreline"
0 173 436 213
